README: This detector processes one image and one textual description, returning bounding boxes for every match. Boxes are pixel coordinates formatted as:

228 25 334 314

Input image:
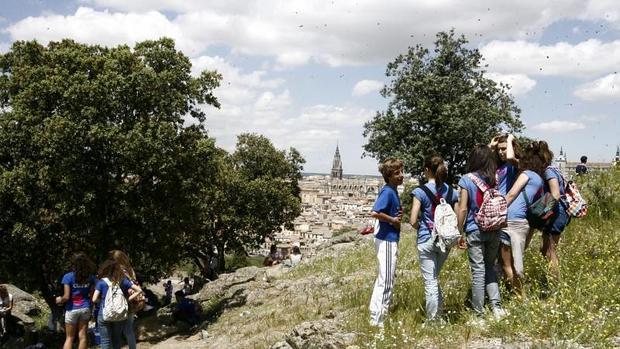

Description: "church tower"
331 144 343 180
556 147 568 176
614 146 620 166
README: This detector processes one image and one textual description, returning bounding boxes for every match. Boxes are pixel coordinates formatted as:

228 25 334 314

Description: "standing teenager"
56 252 97 349
502 143 545 293
92 259 142 349
369 158 404 327
539 141 570 281
457 145 506 319
409 155 458 321
109 250 140 349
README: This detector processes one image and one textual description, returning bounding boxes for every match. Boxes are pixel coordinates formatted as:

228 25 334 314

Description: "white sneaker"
493 307 508 320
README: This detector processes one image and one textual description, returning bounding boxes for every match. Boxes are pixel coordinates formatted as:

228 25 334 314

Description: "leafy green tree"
186 133 304 276
0 38 222 305
363 30 523 182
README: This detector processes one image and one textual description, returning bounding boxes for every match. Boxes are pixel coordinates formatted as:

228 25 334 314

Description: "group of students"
369 134 572 327
55 251 143 349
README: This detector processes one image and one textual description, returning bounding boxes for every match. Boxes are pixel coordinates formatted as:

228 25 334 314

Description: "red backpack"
467 174 507 232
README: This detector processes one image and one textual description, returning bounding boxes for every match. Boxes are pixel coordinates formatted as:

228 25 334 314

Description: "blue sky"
1 1 619 175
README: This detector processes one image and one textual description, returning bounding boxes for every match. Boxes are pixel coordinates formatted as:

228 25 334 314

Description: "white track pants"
369 238 398 325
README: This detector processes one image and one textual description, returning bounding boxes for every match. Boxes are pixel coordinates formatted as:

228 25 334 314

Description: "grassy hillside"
285 168 620 348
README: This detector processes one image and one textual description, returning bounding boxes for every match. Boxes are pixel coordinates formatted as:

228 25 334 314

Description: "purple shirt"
496 163 517 195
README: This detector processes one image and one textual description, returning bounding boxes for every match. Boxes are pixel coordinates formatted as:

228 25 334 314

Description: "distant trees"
363 30 523 182
0 38 302 304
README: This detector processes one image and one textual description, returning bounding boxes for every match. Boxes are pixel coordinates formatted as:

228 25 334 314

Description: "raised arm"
505 173 529 206
127 284 143 301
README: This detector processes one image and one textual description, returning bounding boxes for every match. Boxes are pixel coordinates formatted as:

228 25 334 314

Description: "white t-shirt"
0 294 13 310
290 254 302 266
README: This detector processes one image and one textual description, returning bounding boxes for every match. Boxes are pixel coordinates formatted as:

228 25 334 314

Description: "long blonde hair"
109 250 137 281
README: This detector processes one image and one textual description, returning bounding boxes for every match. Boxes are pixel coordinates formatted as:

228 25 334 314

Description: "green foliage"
363 30 522 181
184 133 304 275
0 38 224 301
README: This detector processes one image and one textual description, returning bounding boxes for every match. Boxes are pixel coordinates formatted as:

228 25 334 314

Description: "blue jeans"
417 237 450 320
466 230 502 315
98 312 126 349
123 313 136 349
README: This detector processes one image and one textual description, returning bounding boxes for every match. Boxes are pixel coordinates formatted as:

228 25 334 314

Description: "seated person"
173 291 200 326
263 245 283 266
0 285 14 337
284 246 303 267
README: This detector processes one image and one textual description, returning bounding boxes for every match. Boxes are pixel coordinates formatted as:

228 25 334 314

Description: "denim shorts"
499 230 511 246
65 307 91 324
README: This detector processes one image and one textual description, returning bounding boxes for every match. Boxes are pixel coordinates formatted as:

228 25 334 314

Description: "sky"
1 0 619 175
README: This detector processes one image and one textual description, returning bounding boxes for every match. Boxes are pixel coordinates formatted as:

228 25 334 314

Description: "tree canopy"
363 30 523 181
0 38 302 303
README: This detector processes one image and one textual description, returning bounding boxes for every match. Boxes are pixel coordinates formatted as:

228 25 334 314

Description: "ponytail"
425 155 448 189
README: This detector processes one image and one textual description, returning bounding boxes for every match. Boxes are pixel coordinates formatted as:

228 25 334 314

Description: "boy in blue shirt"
369 158 404 327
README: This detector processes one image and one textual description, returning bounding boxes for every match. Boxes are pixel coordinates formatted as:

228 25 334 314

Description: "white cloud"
574 73 620 101
352 80 384 97
485 73 537 96
10 1 620 67
481 39 620 77
532 120 586 132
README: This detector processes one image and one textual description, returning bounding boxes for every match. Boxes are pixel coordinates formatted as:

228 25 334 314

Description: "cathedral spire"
331 144 343 180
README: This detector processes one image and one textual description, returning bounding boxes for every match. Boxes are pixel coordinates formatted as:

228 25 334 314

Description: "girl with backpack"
537 141 570 281
109 250 142 349
501 142 545 293
92 259 143 349
409 155 459 321
456 144 506 319
55 252 97 349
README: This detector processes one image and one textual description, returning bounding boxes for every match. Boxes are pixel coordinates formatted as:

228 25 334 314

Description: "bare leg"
63 323 76 349
542 233 561 282
525 228 536 250
500 244 514 286
77 320 89 349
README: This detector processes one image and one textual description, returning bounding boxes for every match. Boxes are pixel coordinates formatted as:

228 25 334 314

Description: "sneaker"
493 307 508 320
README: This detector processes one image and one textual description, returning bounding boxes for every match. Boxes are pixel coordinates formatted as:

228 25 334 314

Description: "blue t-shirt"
372 185 401 242
458 172 491 234
496 163 517 195
411 182 459 244
507 170 544 220
544 166 568 218
95 277 133 311
61 272 96 311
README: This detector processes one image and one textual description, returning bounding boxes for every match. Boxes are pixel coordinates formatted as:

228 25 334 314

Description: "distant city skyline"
1 1 619 175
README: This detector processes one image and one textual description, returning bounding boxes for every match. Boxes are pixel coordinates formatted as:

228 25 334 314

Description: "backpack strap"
419 185 440 206
521 189 530 207
467 173 489 192
446 185 454 206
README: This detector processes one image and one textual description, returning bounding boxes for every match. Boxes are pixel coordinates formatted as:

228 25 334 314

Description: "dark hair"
424 155 448 188
72 252 95 284
493 133 522 164
97 259 125 284
519 142 547 177
270 245 277 253
292 246 301 255
539 141 554 167
580 155 588 163
467 144 497 186
174 290 185 298
378 158 404 183
0 285 7 299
